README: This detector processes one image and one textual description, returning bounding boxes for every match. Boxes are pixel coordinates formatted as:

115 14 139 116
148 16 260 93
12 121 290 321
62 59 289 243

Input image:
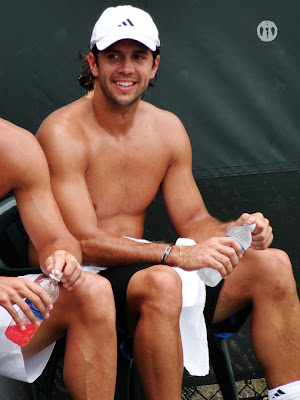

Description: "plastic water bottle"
198 224 256 287
5 270 62 346
227 223 256 252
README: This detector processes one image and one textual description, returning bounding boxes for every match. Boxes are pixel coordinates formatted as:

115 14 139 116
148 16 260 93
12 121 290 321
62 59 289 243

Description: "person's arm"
160 117 273 251
9 127 83 290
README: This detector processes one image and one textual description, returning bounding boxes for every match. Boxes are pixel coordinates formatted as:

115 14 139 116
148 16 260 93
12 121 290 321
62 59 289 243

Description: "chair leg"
209 338 239 400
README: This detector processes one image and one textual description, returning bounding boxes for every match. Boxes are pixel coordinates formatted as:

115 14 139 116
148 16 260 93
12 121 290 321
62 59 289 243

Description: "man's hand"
179 237 242 278
233 212 273 250
0 276 52 330
45 250 85 291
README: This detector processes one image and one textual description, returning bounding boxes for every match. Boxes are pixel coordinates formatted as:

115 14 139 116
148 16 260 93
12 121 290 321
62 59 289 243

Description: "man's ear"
150 54 160 80
88 53 99 77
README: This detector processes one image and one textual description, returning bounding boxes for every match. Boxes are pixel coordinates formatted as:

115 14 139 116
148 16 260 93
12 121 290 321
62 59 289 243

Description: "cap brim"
93 31 158 51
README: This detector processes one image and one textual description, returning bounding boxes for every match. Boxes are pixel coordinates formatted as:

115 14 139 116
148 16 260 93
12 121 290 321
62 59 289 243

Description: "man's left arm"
161 120 273 249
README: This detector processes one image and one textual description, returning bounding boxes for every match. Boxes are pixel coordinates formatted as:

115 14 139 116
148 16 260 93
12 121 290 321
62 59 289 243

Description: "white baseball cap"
90 5 160 51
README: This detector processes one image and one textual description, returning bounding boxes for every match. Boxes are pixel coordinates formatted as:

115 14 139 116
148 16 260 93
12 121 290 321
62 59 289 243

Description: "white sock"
268 380 300 399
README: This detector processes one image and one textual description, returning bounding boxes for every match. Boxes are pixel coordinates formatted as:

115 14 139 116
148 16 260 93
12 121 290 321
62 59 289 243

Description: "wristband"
161 244 172 263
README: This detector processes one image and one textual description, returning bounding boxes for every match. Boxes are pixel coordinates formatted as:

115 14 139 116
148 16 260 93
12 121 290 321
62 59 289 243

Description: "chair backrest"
0 195 41 276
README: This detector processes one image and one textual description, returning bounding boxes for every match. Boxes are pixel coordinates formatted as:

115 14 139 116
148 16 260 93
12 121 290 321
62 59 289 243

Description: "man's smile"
115 81 135 87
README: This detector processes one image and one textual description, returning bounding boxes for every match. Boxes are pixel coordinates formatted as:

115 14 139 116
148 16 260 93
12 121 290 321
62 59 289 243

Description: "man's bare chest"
85 144 169 217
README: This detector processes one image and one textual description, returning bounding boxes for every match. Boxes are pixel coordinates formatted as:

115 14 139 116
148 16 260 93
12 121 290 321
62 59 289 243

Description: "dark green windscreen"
1 0 299 178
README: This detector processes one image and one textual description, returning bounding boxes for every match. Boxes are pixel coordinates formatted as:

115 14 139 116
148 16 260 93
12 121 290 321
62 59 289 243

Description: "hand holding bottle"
236 212 273 250
198 223 256 287
5 270 62 346
0 276 53 331
44 250 84 291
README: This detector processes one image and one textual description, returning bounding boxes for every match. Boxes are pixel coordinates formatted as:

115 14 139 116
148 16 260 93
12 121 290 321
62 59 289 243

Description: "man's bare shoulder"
0 118 49 194
37 97 91 174
0 118 44 162
138 101 192 167
139 101 189 143
37 97 87 143
36 97 91 163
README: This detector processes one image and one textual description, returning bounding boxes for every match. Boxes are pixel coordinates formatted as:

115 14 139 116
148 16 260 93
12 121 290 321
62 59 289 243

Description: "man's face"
91 39 160 107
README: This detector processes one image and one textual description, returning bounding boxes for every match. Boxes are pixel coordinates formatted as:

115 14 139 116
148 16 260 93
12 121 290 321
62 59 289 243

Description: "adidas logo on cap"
118 19 134 27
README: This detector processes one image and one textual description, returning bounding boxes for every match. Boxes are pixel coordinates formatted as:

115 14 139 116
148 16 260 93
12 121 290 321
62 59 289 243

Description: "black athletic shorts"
98 263 152 330
98 264 252 357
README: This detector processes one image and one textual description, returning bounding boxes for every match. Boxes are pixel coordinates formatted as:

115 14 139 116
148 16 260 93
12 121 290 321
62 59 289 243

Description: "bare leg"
127 265 183 400
22 273 117 400
214 248 300 389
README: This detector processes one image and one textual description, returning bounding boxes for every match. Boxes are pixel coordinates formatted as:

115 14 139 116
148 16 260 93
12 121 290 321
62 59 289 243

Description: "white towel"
174 238 209 376
125 236 209 377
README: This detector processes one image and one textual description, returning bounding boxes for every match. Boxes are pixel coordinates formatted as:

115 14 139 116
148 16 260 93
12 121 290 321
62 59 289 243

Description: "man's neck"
90 89 141 135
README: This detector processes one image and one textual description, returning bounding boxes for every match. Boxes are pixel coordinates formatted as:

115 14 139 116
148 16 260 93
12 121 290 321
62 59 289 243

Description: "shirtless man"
36 5 300 400
0 118 116 400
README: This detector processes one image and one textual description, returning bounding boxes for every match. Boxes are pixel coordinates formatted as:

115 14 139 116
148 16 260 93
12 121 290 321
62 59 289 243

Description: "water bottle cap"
49 269 63 282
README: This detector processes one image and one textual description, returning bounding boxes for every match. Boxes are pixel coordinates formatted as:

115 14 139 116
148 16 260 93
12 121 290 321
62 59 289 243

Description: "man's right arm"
10 132 83 286
0 120 83 327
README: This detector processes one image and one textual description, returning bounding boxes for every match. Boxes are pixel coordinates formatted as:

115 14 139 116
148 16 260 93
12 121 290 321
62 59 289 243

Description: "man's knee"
66 273 115 325
128 266 182 315
256 248 292 276
266 249 296 297
85 273 114 301
248 248 296 298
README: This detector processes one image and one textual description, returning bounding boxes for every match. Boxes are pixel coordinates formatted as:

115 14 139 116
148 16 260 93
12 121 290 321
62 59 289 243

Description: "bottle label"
25 299 44 320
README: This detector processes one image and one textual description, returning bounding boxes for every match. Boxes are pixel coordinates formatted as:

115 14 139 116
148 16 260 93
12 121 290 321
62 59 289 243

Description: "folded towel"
174 238 209 376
